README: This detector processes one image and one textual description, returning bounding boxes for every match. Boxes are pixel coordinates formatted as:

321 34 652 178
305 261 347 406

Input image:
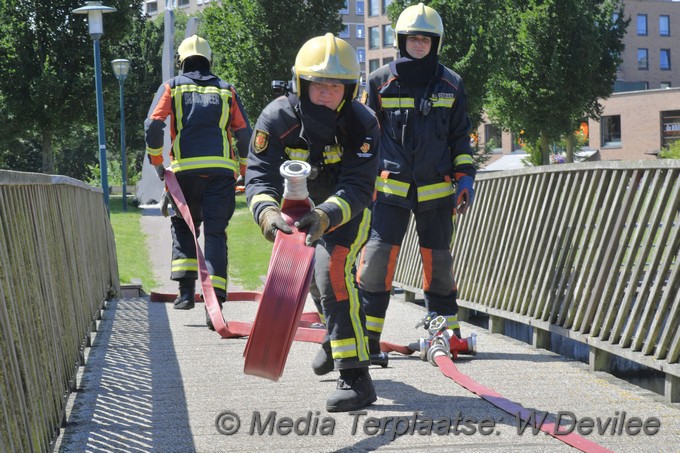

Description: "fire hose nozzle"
418 337 429 361
427 336 451 366
280 160 312 201
466 332 477 355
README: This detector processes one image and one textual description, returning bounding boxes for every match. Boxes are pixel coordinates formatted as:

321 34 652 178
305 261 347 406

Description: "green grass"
109 196 158 292
228 197 273 290
109 194 272 293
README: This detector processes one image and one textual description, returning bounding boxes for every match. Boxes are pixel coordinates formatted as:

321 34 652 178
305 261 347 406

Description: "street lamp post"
112 58 130 213
72 1 116 214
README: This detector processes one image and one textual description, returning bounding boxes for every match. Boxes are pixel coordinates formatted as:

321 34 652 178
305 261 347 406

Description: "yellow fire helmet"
293 33 361 100
177 35 212 65
394 2 444 56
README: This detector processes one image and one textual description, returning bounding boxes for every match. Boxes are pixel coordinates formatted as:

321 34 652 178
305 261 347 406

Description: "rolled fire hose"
161 168 326 344
243 161 319 381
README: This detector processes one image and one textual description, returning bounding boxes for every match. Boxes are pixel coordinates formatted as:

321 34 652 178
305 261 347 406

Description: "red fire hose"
160 164 323 381
243 161 321 381
243 198 316 381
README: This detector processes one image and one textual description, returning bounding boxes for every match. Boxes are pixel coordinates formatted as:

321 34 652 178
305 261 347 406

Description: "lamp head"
72 1 116 39
111 59 130 81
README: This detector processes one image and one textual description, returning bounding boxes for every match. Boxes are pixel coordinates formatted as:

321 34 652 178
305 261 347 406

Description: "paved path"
56 206 680 452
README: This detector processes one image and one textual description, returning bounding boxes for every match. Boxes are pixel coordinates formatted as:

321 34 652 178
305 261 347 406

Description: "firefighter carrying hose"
357 3 476 356
144 35 252 329
245 34 380 412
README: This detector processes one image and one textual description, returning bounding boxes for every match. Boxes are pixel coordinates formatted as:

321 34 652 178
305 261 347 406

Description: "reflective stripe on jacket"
144 70 251 176
366 63 475 210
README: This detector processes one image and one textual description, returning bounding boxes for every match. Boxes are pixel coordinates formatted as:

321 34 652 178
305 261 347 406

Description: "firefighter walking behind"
144 35 252 329
357 3 476 359
245 34 380 412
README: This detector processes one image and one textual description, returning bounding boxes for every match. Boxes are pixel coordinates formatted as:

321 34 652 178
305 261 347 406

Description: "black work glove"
154 164 166 181
160 191 181 218
294 208 330 246
258 207 293 242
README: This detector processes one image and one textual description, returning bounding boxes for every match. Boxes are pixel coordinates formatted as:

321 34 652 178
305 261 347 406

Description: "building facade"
365 0 396 78
143 0 214 16
476 0 680 163
589 87 680 160
616 0 680 91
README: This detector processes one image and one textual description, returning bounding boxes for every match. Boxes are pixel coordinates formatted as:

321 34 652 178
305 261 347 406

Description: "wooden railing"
0 170 119 452
393 160 680 402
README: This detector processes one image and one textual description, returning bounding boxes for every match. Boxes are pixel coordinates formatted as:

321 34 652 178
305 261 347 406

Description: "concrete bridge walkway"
55 207 680 452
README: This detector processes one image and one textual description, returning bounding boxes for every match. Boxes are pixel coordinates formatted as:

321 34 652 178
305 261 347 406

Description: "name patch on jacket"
253 130 269 153
183 92 220 106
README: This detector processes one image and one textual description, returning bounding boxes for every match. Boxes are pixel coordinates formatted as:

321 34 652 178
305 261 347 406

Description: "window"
178 0 189 7
369 26 380 49
369 0 379 16
356 47 366 63
383 0 393 15
382 24 394 47
339 24 350 38
661 82 672 89
383 56 393 65
145 1 157 14
356 24 364 39
369 59 380 73
637 48 648 70
660 15 670 36
601 115 621 147
340 0 349 14
661 49 671 70
484 124 503 150
661 110 680 149
636 14 647 36
356 1 364 15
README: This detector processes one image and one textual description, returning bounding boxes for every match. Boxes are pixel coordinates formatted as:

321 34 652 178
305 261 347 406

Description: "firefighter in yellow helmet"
145 35 252 329
245 33 381 412
358 3 476 354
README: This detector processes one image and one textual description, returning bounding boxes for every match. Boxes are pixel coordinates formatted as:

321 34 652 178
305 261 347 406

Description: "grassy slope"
110 195 272 293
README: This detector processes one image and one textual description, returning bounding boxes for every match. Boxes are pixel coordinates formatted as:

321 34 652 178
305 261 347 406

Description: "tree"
0 0 144 174
103 13 164 183
485 0 627 165
200 0 345 121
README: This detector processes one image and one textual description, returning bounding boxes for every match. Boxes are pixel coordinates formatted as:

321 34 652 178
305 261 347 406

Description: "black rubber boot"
369 339 389 368
206 296 225 331
312 337 333 376
173 279 195 310
326 367 377 412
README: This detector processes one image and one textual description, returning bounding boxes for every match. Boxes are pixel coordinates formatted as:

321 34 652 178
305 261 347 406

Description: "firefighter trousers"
357 202 460 340
170 173 235 300
309 208 372 370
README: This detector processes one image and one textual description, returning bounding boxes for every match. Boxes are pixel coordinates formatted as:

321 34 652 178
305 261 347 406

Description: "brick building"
477 0 680 162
